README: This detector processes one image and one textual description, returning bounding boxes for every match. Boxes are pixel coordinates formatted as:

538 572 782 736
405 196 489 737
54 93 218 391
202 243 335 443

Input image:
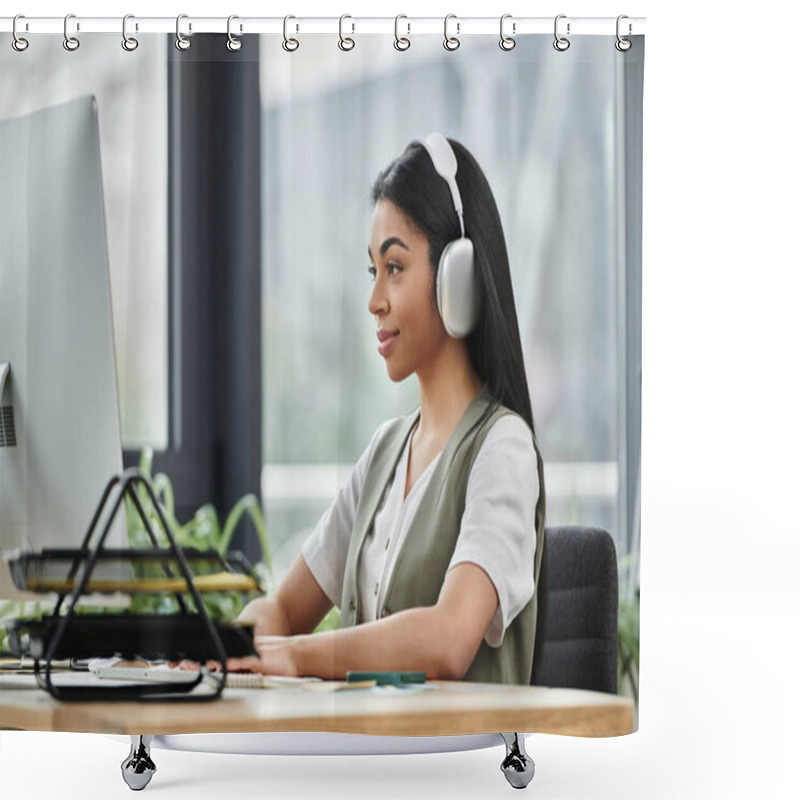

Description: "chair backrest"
531 526 619 694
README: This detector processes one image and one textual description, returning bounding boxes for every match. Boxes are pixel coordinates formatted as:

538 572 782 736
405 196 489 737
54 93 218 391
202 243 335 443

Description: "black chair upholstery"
531 526 619 694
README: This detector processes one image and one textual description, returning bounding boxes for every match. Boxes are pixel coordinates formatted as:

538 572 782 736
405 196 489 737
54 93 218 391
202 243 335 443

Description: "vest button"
349 600 356 611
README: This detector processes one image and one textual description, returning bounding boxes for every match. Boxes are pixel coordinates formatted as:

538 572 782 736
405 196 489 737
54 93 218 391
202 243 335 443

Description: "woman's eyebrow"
367 236 410 260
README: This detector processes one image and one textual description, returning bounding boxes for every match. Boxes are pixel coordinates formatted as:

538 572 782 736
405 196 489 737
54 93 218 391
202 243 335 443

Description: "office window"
259 38 640 577
0 35 169 450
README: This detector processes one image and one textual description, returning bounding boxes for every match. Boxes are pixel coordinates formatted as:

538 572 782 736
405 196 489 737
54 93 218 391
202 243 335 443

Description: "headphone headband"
410 133 465 238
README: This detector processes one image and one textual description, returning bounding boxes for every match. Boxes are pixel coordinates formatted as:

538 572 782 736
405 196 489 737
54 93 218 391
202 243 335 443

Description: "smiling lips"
377 329 400 357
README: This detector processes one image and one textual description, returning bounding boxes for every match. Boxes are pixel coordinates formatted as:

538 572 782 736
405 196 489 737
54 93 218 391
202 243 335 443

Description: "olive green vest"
339 385 546 685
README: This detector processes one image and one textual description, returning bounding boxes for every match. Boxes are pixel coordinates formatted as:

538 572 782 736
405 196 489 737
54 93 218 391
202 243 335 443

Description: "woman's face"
368 199 448 383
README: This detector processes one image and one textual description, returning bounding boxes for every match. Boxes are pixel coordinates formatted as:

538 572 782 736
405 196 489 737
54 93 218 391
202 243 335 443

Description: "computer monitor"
0 95 126 567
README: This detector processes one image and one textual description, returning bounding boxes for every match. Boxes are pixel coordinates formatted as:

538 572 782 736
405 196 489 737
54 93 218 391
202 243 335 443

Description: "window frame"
123 35 263 565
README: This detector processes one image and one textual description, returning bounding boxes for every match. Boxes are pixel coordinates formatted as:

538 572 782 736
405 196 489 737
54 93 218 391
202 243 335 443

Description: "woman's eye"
367 263 401 281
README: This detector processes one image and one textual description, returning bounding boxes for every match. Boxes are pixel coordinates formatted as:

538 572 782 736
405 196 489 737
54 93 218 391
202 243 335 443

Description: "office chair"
532 525 619 693
502 525 619 788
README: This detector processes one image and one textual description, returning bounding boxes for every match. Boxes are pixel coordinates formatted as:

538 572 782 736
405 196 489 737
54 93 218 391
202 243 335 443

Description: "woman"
226 134 544 684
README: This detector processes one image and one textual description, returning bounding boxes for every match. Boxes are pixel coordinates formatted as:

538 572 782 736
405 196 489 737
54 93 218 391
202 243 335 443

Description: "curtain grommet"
226 15 242 52
338 14 355 51
394 15 410 51
175 14 191 51
63 13 80 51
553 14 570 51
12 14 29 51
121 14 139 52
282 15 299 52
499 14 516 51
443 14 460 51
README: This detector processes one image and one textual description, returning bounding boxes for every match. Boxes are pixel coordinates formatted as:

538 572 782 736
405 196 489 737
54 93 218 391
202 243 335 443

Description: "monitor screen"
0 95 125 559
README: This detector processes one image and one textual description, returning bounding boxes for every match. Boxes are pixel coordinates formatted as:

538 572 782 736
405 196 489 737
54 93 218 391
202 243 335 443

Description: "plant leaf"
219 494 272 576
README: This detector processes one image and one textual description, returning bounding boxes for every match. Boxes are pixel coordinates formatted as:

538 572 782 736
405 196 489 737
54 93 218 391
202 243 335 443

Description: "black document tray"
6 615 256 661
8 548 260 595
4 469 264 701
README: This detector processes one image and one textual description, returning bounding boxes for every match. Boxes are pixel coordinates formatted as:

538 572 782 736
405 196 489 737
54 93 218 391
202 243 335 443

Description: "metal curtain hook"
122 14 139 51
63 13 80 51
553 14 570 51
227 15 242 51
499 14 515 51
443 14 460 51
339 14 355 51
283 15 299 52
394 14 410 51
12 14 29 51
616 14 632 52
176 13 191 51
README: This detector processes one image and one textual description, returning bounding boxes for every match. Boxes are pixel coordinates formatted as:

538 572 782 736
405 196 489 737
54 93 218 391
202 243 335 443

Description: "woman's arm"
228 562 499 680
237 553 332 637
174 554 332 673
239 420 386 639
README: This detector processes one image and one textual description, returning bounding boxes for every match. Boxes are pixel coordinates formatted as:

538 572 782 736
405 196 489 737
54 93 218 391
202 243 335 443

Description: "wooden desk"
0 673 633 738
1 673 633 790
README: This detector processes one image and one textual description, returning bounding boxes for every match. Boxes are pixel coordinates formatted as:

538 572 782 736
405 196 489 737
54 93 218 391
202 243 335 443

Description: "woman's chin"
384 361 412 383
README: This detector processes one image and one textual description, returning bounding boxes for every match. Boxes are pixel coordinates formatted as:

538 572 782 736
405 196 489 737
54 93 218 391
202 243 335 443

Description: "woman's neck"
415 341 483 447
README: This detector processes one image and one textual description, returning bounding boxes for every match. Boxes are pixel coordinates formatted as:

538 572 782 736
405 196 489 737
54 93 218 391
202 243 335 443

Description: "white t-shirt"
301 413 539 648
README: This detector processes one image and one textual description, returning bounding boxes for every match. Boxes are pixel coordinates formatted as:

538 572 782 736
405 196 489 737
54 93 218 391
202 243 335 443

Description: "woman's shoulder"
364 411 418 459
483 407 535 448
467 409 540 512
474 409 539 480
377 404 421 438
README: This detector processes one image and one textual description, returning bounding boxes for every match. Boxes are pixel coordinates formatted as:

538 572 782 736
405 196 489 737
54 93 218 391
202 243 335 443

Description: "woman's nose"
368 280 387 316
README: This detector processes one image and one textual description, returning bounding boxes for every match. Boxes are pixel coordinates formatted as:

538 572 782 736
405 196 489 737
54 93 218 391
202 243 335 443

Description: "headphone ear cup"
436 238 480 338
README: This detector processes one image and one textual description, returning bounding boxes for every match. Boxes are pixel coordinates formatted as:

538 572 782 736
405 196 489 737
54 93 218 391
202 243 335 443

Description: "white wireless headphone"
410 133 480 339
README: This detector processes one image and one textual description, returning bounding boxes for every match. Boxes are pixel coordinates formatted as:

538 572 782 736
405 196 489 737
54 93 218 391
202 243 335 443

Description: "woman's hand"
226 635 302 676
166 635 303 676
168 635 303 676
168 658 222 672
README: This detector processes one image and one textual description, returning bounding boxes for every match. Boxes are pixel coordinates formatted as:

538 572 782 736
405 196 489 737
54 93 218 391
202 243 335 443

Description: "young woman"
219 134 544 684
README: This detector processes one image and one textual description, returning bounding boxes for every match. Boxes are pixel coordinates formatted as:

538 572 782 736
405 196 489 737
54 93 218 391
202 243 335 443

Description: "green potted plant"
126 449 340 632
617 551 640 710
120 447 271 619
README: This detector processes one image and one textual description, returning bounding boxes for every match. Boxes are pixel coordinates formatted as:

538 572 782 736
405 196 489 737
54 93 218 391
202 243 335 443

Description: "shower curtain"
0 12 644 748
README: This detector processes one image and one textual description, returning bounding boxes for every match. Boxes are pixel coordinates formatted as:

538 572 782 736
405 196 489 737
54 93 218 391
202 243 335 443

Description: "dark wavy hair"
370 137 536 438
